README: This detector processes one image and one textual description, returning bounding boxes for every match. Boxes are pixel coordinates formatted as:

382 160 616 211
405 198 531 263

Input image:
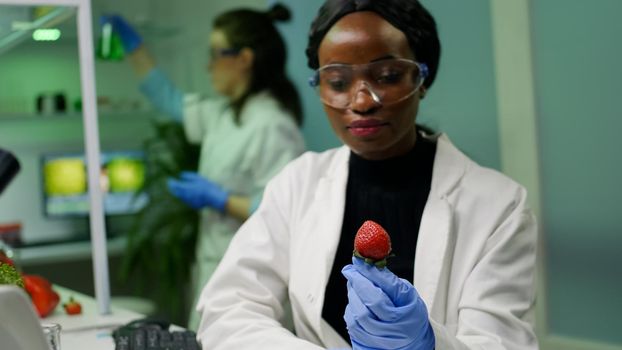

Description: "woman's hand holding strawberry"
341 257 435 350
341 220 435 350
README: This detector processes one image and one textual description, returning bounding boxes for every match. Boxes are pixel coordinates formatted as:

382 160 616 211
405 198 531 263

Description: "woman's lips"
347 119 388 137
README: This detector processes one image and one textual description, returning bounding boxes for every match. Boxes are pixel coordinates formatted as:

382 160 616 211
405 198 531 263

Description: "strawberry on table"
353 220 392 268
63 296 82 315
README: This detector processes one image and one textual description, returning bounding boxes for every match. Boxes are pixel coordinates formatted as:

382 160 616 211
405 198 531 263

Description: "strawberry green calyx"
353 250 389 268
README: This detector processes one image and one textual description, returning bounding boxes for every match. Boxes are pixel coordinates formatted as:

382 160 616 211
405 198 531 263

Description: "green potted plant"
119 120 200 325
0 254 23 288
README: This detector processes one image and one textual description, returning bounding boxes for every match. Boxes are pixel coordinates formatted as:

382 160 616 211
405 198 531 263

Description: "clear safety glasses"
308 59 429 109
208 47 240 61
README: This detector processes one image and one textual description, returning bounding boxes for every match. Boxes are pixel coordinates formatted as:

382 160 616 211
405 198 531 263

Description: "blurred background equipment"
0 148 20 196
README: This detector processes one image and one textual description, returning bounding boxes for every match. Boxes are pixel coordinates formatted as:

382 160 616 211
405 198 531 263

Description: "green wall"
532 0 622 344
419 0 500 169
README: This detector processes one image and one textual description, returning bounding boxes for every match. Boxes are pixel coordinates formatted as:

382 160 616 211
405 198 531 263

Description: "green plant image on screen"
41 151 148 217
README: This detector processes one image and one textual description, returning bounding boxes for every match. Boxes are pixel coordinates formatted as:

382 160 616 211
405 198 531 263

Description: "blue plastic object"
341 257 435 350
167 172 229 212
101 14 143 54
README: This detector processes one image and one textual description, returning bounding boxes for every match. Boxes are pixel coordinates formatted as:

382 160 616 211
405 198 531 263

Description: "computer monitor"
41 150 148 217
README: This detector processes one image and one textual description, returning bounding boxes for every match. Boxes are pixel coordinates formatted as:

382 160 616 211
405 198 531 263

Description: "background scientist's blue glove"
100 14 142 53
341 257 435 350
167 171 229 212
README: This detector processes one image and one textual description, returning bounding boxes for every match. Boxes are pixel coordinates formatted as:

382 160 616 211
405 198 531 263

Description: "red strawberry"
353 220 392 268
63 296 82 315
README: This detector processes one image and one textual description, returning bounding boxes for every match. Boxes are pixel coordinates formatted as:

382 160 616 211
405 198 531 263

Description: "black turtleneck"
321 135 437 343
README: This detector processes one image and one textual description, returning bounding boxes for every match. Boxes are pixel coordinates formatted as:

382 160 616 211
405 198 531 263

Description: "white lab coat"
182 91 305 329
196 133 538 350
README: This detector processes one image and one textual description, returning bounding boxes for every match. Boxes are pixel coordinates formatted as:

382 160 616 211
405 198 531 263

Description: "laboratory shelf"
0 6 75 55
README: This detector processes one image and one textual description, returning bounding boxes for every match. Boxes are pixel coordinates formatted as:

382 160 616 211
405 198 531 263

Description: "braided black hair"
306 0 441 89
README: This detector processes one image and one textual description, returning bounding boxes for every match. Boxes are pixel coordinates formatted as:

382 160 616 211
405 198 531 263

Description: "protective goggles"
308 58 428 109
208 47 241 61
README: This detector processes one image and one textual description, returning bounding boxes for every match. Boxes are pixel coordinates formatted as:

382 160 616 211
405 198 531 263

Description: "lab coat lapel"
414 135 465 320
303 146 350 341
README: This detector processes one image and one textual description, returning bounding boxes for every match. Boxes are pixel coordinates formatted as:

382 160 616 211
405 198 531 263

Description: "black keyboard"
113 319 200 350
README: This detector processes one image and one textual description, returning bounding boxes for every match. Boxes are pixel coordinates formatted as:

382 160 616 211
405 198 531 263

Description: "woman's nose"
350 82 382 113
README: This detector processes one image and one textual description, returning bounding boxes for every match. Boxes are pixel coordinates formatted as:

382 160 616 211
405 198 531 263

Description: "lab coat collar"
305 146 350 341
426 133 466 197
321 133 466 193
415 133 467 319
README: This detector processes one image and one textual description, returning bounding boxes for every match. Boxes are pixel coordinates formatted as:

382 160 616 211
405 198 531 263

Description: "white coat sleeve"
194 163 326 350
182 95 225 145
248 119 305 196
433 187 539 350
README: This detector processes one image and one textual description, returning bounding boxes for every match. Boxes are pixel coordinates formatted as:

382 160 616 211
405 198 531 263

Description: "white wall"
491 0 622 348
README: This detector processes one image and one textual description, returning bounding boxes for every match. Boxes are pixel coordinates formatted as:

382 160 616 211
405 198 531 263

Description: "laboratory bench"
44 285 144 350
10 235 130 297
8 234 159 318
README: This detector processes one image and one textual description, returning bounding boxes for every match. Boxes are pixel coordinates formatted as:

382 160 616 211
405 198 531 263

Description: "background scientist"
105 3 306 329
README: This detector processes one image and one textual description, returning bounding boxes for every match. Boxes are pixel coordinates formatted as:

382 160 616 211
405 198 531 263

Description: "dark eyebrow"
323 55 398 66
370 55 397 63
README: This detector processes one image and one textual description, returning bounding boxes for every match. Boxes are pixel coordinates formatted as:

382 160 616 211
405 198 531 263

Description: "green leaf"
0 263 24 288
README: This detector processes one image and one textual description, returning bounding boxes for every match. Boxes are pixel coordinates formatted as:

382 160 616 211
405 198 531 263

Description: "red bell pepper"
22 274 60 317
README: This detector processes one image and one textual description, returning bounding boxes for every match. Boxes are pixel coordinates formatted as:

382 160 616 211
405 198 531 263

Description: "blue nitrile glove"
167 171 229 212
341 257 435 350
100 14 143 53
